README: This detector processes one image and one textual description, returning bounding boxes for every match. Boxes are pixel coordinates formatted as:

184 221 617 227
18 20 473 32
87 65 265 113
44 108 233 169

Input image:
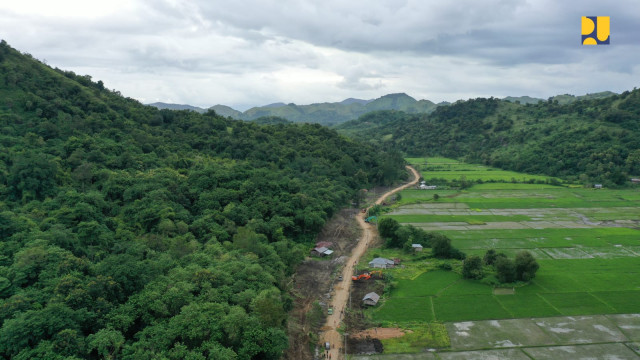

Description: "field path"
320 165 420 359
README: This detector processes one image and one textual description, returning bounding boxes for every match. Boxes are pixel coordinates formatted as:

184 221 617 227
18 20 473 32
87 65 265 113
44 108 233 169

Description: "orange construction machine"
351 273 371 281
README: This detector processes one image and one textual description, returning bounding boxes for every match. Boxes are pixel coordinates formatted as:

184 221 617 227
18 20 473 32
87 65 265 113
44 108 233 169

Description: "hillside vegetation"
337 92 640 186
0 41 406 359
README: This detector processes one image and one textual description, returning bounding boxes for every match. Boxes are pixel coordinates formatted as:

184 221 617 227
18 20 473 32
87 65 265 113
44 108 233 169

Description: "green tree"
72 162 93 192
9 152 58 201
431 233 453 258
378 217 399 241
626 149 640 175
462 255 483 279
407 226 431 247
0 303 79 357
251 288 286 328
167 302 225 348
0 276 11 297
515 251 539 281
495 257 516 283
87 328 124 360
390 225 411 248
201 342 238 360
483 249 498 265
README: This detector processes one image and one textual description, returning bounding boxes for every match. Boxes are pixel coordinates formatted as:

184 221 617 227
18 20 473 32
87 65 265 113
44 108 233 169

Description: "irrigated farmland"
358 157 640 358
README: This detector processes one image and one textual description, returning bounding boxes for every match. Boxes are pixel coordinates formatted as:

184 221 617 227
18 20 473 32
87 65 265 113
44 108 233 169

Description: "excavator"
351 273 371 281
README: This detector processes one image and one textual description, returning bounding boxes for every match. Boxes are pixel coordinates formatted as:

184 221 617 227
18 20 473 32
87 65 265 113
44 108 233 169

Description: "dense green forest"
0 41 407 359
337 92 640 185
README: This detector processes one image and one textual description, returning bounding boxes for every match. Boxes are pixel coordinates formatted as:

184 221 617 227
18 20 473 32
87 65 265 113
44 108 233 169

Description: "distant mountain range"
148 93 440 126
503 91 617 105
149 91 617 125
147 102 208 113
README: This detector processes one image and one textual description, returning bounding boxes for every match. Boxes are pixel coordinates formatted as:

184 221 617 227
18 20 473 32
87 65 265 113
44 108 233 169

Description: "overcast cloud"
1 0 638 110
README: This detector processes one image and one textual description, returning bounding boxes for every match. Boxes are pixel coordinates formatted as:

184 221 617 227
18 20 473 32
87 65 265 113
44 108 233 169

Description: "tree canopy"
0 41 406 359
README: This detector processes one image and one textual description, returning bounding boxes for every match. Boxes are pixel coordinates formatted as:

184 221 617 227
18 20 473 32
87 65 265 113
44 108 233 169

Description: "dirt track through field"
320 165 420 360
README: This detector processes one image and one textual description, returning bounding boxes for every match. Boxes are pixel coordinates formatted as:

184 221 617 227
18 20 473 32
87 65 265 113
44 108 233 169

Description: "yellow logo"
582 16 609 45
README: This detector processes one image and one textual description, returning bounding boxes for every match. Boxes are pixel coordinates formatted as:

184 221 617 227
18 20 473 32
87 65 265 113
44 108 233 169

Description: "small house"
412 244 423 252
368 257 395 269
594 184 603 189
363 292 380 306
419 184 437 190
631 178 640 184
311 246 333 257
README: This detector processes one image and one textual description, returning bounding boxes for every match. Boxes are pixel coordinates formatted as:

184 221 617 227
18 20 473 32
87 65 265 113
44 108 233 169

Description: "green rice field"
373 258 640 323
405 157 561 183
367 157 640 333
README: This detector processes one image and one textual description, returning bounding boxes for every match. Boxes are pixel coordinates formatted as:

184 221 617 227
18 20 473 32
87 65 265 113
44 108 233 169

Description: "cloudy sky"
1 0 638 110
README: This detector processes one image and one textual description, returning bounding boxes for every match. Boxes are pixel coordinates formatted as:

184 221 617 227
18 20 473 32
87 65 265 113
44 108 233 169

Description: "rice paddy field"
359 157 640 358
405 157 562 183
354 315 640 359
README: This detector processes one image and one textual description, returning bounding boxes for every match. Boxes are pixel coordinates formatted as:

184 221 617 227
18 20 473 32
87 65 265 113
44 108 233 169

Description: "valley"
1 39 639 360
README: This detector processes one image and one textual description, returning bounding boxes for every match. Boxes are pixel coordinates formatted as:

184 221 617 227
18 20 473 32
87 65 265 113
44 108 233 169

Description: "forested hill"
0 41 406 359
236 93 438 126
337 92 640 186
152 93 441 126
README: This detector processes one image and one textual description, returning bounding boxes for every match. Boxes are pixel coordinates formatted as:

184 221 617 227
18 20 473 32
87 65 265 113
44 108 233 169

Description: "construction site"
283 166 420 360
283 206 361 360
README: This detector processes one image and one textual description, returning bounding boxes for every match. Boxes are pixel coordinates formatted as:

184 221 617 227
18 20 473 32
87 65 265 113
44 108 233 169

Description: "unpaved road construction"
320 165 420 360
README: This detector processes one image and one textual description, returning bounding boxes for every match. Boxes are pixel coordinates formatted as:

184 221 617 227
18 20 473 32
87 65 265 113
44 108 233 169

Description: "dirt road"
319 165 420 360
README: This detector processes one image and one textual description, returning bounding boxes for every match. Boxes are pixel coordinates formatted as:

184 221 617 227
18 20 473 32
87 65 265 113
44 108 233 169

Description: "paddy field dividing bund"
355 157 640 359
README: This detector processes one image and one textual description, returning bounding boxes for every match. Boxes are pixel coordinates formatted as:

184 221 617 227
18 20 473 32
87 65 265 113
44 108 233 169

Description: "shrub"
480 275 500 286
449 248 466 260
